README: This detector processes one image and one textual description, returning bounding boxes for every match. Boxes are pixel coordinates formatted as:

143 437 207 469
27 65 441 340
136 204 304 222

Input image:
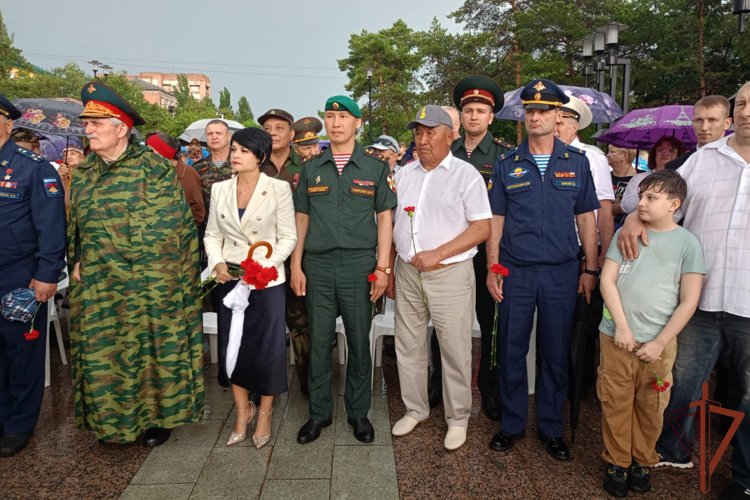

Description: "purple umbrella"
598 105 697 149
496 85 624 124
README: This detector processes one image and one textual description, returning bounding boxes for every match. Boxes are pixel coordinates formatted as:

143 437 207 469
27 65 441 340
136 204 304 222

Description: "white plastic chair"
200 268 220 364
45 270 69 388
289 317 347 366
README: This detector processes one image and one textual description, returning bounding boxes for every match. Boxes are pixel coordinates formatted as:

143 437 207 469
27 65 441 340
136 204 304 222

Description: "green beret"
325 95 361 118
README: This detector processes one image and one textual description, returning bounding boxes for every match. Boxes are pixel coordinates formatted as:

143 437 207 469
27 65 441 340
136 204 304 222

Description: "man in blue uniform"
486 79 599 460
0 94 66 457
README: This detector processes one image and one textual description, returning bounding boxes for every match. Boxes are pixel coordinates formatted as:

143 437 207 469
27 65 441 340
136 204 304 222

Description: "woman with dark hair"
620 136 686 214
204 127 297 449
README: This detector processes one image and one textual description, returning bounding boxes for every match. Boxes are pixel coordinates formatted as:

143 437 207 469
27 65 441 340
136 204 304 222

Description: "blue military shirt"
0 139 66 283
489 137 600 267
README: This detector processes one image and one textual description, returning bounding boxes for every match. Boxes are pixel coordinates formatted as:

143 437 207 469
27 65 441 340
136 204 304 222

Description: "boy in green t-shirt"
598 170 706 498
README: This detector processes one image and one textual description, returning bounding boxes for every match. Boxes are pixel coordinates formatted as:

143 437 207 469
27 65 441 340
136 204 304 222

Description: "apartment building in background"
126 72 211 101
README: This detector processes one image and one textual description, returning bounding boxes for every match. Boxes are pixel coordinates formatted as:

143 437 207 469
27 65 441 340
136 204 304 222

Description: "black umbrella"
568 293 591 443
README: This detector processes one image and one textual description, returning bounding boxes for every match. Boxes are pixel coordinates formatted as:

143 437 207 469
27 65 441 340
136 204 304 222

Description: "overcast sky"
3 0 462 121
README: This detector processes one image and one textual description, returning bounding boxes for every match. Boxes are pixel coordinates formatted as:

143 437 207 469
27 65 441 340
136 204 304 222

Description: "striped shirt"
465 149 474 159
532 154 551 178
333 154 351 176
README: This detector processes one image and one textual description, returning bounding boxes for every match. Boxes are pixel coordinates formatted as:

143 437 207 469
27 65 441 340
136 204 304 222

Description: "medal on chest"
4 168 12 180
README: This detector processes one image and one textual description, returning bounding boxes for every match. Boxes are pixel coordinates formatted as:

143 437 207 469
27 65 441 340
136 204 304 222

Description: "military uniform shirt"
0 139 66 283
452 132 512 186
194 155 234 215
264 147 300 192
489 138 600 267
293 143 397 253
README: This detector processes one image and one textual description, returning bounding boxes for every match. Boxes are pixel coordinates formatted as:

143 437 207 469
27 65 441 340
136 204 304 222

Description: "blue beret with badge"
521 79 570 110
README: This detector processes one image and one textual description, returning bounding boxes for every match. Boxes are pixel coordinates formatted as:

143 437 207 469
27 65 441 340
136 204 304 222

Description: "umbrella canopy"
568 293 591 443
598 105 697 149
179 118 244 144
496 85 624 124
11 98 86 137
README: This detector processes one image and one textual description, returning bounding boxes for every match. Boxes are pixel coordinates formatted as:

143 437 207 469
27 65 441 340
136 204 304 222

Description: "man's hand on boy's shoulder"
614 326 636 352
617 212 649 260
635 339 665 363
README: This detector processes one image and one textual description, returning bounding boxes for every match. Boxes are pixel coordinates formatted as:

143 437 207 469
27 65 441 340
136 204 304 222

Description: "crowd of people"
0 73 748 500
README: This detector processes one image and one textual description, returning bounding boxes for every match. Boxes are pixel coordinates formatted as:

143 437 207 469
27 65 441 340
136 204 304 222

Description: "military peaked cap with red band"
79 82 145 128
453 75 505 113
293 117 323 145
145 131 179 160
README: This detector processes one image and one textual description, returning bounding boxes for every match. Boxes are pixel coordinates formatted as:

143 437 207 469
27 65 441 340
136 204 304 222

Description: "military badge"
386 173 396 193
353 179 374 187
487 179 493 191
4 168 11 180
332 102 339 110
351 186 375 197
0 191 20 200
308 186 330 194
554 172 576 178
316 176 321 184
43 178 62 197
533 81 546 91
507 181 531 191
0 181 17 189
508 167 529 179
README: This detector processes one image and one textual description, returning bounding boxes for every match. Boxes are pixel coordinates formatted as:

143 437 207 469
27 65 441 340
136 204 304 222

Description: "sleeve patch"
387 173 396 193
43 178 63 197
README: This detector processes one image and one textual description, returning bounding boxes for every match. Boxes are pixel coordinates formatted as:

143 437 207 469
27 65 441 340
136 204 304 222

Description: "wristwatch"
583 268 600 277
376 266 391 275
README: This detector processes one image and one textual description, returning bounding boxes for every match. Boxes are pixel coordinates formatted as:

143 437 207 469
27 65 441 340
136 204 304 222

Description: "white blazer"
204 173 297 289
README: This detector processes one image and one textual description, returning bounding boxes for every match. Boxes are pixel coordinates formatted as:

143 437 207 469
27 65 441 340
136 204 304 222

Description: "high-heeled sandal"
227 400 256 446
252 407 273 450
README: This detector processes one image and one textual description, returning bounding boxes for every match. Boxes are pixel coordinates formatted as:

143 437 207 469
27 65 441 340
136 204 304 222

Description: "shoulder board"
15 146 45 163
566 144 586 155
494 138 515 149
363 148 388 162
498 147 518 161
301 151 325 164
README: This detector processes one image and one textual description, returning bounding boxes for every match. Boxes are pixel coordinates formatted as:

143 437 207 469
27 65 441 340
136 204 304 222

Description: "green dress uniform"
293 142 397 420
68 83 203 443
450 75 513 412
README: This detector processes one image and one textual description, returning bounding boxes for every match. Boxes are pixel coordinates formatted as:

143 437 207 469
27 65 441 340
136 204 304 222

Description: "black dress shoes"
481 395 502 421
489 430 525 451
537 433 571 461
0 433 32 457
143 428 171 447
297 418 332 444
347 417 374 443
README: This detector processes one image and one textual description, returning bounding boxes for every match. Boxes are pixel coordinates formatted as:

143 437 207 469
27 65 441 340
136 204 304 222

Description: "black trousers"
431 244 498 399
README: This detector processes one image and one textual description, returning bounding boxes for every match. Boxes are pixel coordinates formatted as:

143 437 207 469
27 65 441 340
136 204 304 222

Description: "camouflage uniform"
267 148 310 389
67 141 204 443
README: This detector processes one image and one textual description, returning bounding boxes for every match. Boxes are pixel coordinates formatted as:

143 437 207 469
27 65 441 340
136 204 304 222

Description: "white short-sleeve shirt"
393 151 492 264
572 138 615 245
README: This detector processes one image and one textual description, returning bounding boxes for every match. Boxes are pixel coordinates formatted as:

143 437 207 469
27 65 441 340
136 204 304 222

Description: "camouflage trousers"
285 262 310 383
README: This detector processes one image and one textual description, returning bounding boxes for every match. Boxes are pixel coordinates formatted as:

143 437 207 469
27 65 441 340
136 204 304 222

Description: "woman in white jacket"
204 128 297 449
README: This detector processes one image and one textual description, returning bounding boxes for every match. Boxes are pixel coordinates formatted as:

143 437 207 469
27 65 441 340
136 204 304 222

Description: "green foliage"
237 96 254 123
0 10 24 78
218 88 232 111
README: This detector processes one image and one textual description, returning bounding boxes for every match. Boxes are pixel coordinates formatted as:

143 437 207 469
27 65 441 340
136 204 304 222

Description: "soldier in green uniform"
431 75 512 420
292 96 396 444
68 82 203 446
293 116 323 160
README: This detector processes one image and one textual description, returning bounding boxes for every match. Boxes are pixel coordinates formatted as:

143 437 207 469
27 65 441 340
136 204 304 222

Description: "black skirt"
216 280 288 395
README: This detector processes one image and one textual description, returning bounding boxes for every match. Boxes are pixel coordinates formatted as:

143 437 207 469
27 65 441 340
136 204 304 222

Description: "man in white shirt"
618 82 750 500
387 105 491 451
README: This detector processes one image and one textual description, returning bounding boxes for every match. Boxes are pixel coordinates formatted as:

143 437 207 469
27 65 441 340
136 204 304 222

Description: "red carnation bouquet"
199 241 278 297
490 264 510 368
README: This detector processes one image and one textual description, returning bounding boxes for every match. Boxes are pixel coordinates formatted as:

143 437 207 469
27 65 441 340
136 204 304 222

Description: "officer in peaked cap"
486 78 600 461
442 75 513 420
0 92 66 457
293 117 323 158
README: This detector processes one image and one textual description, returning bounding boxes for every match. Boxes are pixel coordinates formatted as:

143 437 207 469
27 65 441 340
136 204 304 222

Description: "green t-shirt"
600 227 706 342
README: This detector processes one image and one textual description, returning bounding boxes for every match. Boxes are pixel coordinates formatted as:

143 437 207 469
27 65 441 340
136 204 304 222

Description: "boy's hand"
635 340 665 363
614 326 636 352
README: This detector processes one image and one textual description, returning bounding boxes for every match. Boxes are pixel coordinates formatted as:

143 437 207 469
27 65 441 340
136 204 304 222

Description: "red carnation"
653 379 670 392
241 259 278 290
368 273 378 283
404 206 416 217
491 264 510 277
24 328 40 341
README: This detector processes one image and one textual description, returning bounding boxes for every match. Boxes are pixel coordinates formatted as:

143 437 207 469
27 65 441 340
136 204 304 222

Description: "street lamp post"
87 60 101 80
733 0 750 33
366 67 373 145
101 65 112 81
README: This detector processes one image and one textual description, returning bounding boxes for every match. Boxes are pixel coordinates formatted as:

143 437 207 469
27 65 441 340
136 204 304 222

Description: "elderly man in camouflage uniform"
68 82 203 447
